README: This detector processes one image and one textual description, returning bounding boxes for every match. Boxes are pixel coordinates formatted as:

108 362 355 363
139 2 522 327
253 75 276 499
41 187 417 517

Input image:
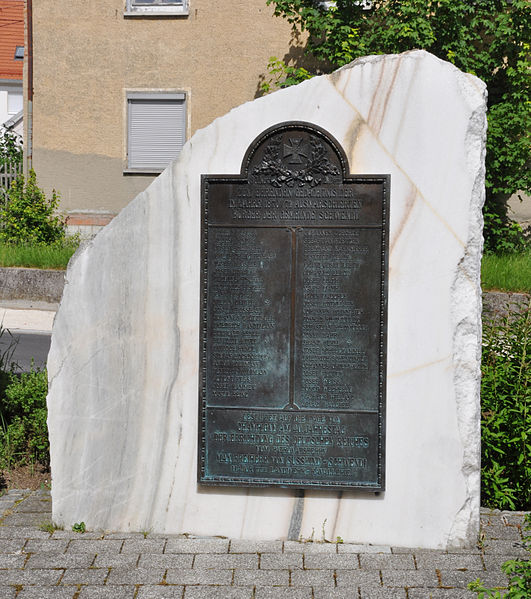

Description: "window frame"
125 91 187 174
124 0 189 17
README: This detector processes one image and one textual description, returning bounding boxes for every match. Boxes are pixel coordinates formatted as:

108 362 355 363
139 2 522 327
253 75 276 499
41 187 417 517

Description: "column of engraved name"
207 227 291 408
299 228 371 410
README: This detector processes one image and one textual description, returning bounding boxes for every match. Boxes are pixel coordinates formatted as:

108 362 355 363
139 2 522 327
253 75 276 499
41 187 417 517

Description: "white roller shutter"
128 95 186 169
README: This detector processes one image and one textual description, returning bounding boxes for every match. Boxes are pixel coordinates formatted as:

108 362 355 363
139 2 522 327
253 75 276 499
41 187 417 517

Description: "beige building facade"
26 0 295 227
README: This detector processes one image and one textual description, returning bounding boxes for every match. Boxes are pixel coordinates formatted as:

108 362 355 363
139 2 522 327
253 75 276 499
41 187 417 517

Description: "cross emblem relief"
283 138 308 164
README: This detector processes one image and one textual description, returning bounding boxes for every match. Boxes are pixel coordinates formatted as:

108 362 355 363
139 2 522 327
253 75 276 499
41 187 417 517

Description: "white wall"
0 82 23 130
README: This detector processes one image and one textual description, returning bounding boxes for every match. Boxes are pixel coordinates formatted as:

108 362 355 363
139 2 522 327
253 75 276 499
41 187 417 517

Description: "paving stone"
16 588 77 599
339 544 391 554
445 545 483 554
0 568 63 585
254 588 313 599
193 553 257 569
60 567 109 585
0 526 50 539
66 540 123 554
106 567 165 585
0 539 26 554
165 538 229 554
26 552 95 568
138 553 193 569
136 586 185 599
359 554 416 570
93 553 139 568
334 570 382 587
498 512 527 526
283 541 338 553
16 500 52 513
359 588 408 599
380 569 439 588
313 590 360 599
290 569 335 587
103 532 149 539
483 525 522 541
259 553 303 570
414 553 484 570
0 554 26 568
233 569 290 586
304 554 359 569
136 587 185 599
229 540 282 553
184 587 253 599
51 531 105 540
77 587 137 599
407 590 478 599
165 569 233 585
483 554 515 572
440 568 508 588
24 539 69 553
121 538 166 553
390 547 433 554
3 513 53 526
484 540 528 556
0 586 17 599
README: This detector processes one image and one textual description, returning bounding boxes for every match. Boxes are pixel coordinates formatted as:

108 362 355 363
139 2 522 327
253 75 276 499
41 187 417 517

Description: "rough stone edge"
447 76 488 549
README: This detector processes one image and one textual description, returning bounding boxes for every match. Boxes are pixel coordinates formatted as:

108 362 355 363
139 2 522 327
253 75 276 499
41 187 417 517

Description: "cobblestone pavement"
0 489 528 598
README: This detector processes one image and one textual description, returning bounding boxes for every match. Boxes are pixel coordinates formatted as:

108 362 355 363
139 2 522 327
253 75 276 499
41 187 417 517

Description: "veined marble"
47 50 486 549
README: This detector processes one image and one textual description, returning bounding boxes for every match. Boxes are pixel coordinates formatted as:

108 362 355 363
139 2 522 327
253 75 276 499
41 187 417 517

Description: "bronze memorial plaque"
199 122 389 491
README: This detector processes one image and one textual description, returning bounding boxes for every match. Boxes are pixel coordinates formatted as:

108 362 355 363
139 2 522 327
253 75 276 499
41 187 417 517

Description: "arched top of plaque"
240 121 349 187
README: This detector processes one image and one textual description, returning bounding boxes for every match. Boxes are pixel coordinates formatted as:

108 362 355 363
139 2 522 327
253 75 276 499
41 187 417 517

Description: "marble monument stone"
47 50 486 549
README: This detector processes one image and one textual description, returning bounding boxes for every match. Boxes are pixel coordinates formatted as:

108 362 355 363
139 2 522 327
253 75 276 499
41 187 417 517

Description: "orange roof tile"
0 0 24 81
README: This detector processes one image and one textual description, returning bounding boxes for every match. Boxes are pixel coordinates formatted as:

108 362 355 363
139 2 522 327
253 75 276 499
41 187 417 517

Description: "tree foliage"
266 0 530 252
0 130 23 168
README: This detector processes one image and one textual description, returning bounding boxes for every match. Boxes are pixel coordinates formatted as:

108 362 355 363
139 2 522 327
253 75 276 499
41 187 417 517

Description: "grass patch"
481 251 531 293
0 241 78 270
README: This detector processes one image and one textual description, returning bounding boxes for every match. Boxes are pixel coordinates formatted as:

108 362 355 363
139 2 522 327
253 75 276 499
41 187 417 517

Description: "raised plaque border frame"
198 121 389 492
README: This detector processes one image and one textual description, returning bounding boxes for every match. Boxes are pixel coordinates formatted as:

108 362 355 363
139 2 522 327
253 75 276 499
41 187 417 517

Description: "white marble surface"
47 50 486 548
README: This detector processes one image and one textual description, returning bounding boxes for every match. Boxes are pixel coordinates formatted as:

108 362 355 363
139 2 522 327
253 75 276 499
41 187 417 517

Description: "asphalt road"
0 330 51 372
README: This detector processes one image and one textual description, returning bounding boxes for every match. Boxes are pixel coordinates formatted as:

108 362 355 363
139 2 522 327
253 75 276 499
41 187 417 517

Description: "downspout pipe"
25 0 33 173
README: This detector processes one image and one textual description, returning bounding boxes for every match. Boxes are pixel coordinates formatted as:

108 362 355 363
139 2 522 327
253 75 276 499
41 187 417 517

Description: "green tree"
266 0 530 252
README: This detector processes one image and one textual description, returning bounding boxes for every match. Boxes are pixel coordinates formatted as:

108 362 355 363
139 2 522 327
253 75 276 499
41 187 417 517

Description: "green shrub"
480 305 530 510
0 369 49 470
0 169 66 245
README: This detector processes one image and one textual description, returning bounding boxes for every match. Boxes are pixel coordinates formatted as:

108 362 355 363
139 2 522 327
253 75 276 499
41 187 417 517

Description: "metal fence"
0 161 22 206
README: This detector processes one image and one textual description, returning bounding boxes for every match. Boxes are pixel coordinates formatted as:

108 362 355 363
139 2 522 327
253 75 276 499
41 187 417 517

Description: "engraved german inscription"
199 122 389 491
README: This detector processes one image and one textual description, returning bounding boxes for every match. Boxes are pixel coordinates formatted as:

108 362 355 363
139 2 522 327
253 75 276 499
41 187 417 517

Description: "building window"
127 93 186 172
125 0 188 15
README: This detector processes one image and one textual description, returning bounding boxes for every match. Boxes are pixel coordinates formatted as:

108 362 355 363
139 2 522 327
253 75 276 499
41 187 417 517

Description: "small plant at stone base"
468 514 531 598
39 520 63 534
72 521 86 533
0 169 66 245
